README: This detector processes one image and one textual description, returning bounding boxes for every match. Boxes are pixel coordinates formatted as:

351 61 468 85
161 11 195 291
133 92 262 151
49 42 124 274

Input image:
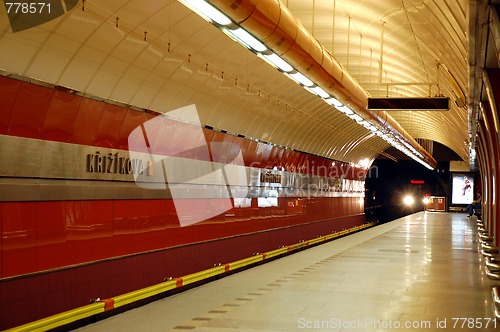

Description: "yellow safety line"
3 303 105 332
182 264 228 285
264 247 288 259
113 279 179 308
227 255 263 271
5 222 375 332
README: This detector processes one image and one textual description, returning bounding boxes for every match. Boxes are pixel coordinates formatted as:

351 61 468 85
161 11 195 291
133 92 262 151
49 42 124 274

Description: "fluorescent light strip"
374 131 432 169
261 53 293 72
226 28 267 52
337 105 354 115
288 72 314 87
349 114 364 122
325 97 343 107
180 0 232 26
309 86 330 98
360 120 372 128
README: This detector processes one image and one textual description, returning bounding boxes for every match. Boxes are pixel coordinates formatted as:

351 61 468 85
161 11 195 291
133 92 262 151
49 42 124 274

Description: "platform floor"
76 212 499 331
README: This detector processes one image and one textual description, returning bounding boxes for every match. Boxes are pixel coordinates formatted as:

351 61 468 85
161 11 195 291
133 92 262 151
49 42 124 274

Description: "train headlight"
403 195 414 206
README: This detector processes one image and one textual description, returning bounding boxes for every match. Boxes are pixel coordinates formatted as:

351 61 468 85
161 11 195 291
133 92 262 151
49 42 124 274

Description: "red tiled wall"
0 197 363 278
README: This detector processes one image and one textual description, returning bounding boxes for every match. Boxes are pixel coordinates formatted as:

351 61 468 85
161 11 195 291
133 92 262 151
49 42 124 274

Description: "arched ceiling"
0 0 472 167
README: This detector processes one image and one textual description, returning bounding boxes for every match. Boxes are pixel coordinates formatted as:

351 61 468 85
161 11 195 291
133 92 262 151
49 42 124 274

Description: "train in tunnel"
0 74 369 329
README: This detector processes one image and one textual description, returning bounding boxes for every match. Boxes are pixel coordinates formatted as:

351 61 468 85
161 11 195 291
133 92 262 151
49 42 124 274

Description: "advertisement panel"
451 173 474 205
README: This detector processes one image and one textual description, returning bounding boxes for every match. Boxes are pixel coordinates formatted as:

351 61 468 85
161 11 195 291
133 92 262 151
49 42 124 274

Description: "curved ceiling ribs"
210 0 450 168
287 0 469 160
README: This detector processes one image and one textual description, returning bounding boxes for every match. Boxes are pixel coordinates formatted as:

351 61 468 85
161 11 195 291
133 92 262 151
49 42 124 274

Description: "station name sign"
86 151 153 176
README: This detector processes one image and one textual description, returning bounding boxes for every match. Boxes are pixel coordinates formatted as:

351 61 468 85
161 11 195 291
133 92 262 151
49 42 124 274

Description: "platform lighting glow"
470 146 476 160
308 86 330 98
260 53 293 72
358 158 370 169
423 197 430 204
226 28 267 52
337 105 354 115
360 120 372 128
349 113 364 122
179 0 232 26
288 72 314 87
325 97 343 107
403 195 415 206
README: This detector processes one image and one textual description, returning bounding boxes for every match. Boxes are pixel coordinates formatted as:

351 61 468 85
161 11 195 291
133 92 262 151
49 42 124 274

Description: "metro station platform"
76 212 498 331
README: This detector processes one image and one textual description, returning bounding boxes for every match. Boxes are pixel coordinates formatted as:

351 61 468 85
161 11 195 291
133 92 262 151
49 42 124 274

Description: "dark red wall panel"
117 109 148 150
243 139 259 167
0 203 2 278
41 91 82 142
146 116 178 156
112 199 136 257
70 98 105 146
2 202 37 277
0 76 21 134
1 197 362 279
95 104 127 148
36 202 66 272
89 200 114 262
8 82 52 139
65 201 93 266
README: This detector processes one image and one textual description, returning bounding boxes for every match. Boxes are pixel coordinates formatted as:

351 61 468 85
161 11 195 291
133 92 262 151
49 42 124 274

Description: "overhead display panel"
367 97 450 111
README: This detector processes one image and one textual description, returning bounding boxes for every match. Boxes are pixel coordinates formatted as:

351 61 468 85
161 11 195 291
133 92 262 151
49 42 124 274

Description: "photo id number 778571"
5 2 51 14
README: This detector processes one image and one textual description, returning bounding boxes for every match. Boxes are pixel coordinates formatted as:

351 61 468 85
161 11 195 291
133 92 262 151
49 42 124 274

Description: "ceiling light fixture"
324 97 343 107
259 53 294 72
337 105 354 115
349 114 364 122
288 72 314 87
225 28 267 52
307 86 330 98
179 0 232 26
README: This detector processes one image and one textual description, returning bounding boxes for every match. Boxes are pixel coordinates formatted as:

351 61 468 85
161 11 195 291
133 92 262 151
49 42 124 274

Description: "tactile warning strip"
378 248 419 254
170 291 265 330
170 255 338 330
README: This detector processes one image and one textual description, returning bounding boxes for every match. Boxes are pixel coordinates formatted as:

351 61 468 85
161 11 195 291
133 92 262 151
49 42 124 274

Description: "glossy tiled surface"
77 212 499 331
